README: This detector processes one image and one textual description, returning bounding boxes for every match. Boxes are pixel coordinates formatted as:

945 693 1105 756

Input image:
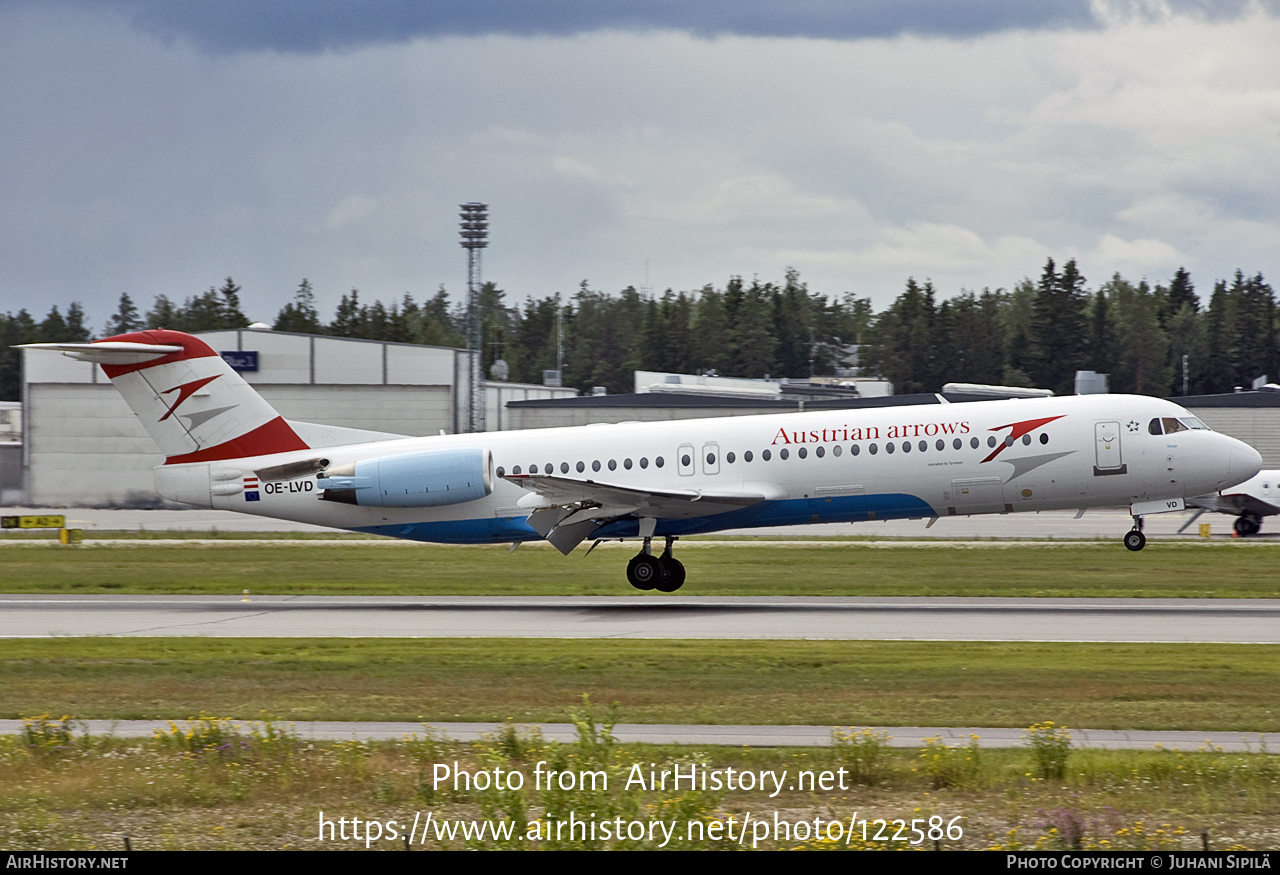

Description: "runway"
4 594 1280 642
1 718 1274 751
2 506 1270 541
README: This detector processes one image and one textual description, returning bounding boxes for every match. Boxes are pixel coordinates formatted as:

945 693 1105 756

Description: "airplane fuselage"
156 393 1255 543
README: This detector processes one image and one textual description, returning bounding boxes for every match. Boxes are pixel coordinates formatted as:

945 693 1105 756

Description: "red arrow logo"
158 375 220 422
981 415 1065 463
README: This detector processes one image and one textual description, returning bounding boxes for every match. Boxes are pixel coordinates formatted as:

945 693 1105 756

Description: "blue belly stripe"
352 493 937 544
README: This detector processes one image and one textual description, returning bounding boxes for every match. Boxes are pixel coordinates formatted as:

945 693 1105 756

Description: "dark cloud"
22 0 1276 53
25 0 1107 53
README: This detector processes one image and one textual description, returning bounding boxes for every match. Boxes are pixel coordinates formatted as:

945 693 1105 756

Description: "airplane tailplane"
23 330 309 463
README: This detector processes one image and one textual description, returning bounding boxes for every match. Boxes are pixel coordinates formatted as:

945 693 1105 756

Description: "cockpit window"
1150 416 1211 434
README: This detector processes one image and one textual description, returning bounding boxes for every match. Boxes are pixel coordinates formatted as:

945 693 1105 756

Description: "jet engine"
316 447 493 507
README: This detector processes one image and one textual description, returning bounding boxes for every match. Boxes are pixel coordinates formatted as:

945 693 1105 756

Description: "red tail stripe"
163 417 309 464
98 330 219 378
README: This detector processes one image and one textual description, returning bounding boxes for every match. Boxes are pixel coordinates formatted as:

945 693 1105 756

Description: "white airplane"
1182 471 1280 537
22 330 1263 591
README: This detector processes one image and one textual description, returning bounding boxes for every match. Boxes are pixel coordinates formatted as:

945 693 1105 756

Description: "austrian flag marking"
244 476 260 502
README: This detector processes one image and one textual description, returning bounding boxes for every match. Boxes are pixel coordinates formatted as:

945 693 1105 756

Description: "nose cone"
1227 440 1263 487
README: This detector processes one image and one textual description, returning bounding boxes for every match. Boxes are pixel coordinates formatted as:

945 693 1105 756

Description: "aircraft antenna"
459 202 488 433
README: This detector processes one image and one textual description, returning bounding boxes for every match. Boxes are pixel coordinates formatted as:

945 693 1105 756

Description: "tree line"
1 261 1273 402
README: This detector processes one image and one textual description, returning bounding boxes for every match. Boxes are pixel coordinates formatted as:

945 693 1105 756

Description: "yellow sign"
0 515 67 529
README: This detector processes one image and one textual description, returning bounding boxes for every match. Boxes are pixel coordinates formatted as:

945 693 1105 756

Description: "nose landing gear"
626 536 685 592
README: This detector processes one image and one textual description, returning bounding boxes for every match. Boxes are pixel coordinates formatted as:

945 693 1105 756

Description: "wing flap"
503 472 770 554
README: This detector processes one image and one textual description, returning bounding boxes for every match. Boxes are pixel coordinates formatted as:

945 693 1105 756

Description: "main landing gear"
1234 513 1262 537
626 536 686 592
1124 515 1146 551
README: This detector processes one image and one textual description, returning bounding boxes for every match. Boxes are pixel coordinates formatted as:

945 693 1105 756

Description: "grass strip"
2 541 1280 596
3 638 1278 730
3 716 1278 850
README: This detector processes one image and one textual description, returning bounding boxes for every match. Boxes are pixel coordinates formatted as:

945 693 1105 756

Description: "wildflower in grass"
917 735 981 789
831 727 892 785
1024 721 1072 780
20 713 80 755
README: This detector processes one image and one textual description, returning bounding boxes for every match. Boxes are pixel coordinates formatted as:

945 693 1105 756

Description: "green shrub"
1025 721 1072 780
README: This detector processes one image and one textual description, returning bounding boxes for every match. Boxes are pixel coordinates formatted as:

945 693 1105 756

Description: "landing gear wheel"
1123 529 1147 551
1234 515 1262 537
626 554 661 590
654 555 686 592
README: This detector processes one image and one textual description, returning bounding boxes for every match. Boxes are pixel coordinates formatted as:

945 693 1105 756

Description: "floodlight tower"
459 202 488 433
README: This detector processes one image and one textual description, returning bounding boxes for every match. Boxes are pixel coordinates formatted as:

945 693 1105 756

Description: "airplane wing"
501 472 770 555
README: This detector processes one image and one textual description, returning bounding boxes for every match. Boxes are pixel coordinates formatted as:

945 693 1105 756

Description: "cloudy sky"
3 0 1279 329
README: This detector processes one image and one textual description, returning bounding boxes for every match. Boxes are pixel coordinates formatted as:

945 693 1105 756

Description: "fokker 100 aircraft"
23 330 1264 591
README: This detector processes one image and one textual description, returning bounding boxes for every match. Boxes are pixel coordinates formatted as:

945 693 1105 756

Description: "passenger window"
1022 435 1031 445
780 449 790 460
762 450 771 461
640 457 649 469
936 440 944 451
576 461 585 473
624 459 633 470
496 466 505 477
851 444 860 456
797 447 806 459
971 437 980 449
744 450 753 462
886 442 895 454
869 443 878 455
726 452 735 463
953 438 961 450
592 460 601 472
816 446 825 458
655 457 664 468
833 445 842 457
513 466 521 475
608 459 617 471
561 462 570 473
1040 434 1049 444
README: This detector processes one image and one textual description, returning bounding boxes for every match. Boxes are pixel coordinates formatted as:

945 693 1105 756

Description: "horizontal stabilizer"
19 341 183 365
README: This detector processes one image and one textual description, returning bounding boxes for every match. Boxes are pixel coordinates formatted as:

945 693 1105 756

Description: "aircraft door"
701 442 720 475
677 443 695 476
1094 421 1127 475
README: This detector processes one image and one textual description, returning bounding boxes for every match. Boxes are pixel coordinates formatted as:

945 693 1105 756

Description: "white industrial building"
19 328 575 506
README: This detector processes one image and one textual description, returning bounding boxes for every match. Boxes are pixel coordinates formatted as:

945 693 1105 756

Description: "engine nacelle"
316 447 493 508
